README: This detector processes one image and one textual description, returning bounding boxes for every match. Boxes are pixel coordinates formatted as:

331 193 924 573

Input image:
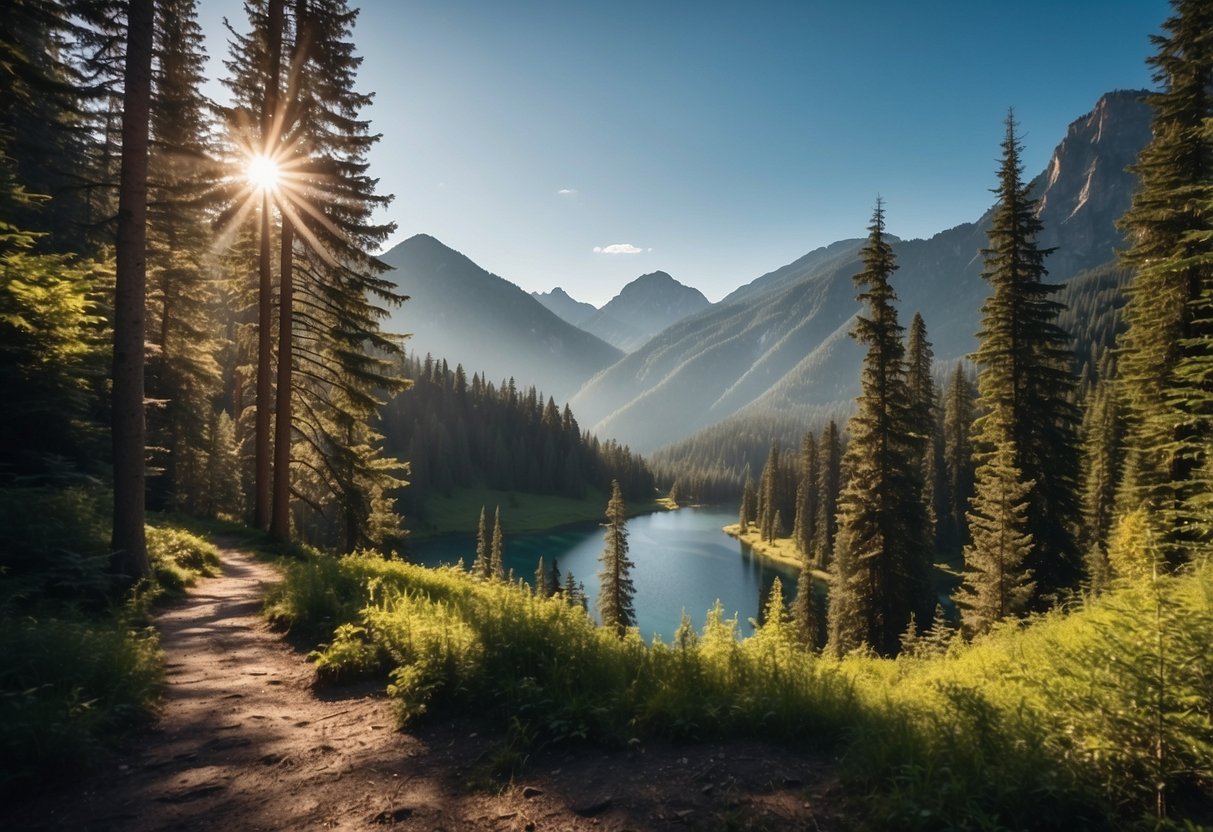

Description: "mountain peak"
580 271 711 353
532 286 598 326
379 237 620 400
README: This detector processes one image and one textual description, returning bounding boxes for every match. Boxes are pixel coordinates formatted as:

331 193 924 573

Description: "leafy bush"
0 616 161 792
275 552 1213 829
0 487 220 792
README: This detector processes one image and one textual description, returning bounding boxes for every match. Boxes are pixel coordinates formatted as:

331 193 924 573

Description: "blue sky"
199 0 1169 305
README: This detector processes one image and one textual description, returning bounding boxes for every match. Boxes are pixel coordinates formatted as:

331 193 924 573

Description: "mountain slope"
531 287 598 326
573 90 1150 452
381 235 622 401
580 271 711 352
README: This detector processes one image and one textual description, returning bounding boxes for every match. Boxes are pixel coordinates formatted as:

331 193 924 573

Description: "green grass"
410 487 668 539
271 550 1213 830
0 486 223 793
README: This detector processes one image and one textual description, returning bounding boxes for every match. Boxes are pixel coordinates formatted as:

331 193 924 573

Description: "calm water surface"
408 507 805 642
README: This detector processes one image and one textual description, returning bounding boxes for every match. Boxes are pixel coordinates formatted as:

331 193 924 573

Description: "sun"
246 154 281 192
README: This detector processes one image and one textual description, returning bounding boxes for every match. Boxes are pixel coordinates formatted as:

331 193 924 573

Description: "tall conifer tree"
146 0 223 513
970 112 1080 604
940 364 976 558
827 201 931 656
792 432 818 555
812 420 842 568
906 313 938 545
489 506 505 580
597 479 635 636
1116 0 1213 556
472 505 489 577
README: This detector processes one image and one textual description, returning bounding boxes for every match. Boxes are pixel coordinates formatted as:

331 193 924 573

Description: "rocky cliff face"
1031 89 1152 279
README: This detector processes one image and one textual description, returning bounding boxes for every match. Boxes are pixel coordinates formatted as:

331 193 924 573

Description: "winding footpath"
5 544 838 831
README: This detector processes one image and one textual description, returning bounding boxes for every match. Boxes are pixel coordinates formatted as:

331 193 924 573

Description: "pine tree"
825 524 865 656
955 433 1036 637
971 112 1080 605
792 432 818 555
472 506 489 577
534 556 548 596
221 0 407 549
811 420 842 568
739 472 757 531
790 555 817 650
490 506 505 580
597 480 635 636
940 364 976 558
757 441 780 541
1080 383 1123 576
145 0 223 513
827 201 931 656
906 313 938 545
1115 0 1213 557
547 557 561 598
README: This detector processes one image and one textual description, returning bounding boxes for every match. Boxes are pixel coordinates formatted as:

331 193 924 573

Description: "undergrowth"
270 551 1213 830
0 486 221 793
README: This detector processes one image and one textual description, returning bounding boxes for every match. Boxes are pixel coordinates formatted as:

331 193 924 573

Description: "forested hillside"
380 353 655 523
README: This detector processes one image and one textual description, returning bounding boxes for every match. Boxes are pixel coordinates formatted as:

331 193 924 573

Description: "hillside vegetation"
269 550 1213 829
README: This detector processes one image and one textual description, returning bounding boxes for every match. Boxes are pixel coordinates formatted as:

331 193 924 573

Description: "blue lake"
408 507 805 643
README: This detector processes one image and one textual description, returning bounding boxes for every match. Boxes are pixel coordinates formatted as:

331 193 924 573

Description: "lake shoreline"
723 524 831 582
406 491 679 543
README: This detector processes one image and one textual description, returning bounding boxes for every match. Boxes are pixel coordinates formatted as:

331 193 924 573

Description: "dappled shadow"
0 546 844 831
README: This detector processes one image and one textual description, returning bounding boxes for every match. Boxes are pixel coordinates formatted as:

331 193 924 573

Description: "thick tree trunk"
270 217 293 540
111 0 155 581
254 0 285 529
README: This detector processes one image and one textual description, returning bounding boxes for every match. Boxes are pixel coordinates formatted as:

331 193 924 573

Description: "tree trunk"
270 217 293 540
254 0 284 529
111 0 155 582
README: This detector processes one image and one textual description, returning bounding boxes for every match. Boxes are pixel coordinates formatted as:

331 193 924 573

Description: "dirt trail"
6 545 843 831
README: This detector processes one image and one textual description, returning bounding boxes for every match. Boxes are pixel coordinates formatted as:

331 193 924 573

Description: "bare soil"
4 544 850 831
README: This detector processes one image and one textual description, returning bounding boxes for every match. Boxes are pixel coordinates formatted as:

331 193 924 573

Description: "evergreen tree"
757 441 780 541
1080 383 1123 576
547 557 561 598
828 201 931 656
940 364 976 558
906 313 938 545
739 472 757 531
811 420 842 568
1115 0 1213 557
825 524 865 656
790 555 817 650
596 480 635 636
955 429 1036 637
472 506 489 577
145 0 223 513
792 432 818 555
489 506 505 580
971 112 1080 605
534 556 547 596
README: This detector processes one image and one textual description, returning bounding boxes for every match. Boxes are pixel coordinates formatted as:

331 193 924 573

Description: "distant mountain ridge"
580 271 711 352
380 235 622 402
532 287 598 326
571 90 1151 453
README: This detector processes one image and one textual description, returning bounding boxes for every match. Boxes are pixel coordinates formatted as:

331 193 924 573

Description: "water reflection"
409 507 802 642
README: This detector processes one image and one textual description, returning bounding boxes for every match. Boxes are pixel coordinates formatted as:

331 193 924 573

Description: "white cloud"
557 188 577 196
593 243 643 255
